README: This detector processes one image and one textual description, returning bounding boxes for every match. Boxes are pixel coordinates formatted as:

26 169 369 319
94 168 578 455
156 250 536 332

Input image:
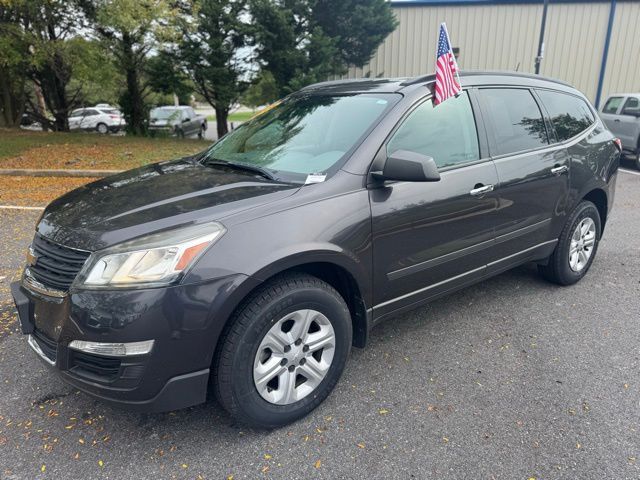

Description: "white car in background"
68 107 126 134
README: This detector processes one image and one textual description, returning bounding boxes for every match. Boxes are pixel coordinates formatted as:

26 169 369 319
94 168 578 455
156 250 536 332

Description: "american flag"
434 23 461 105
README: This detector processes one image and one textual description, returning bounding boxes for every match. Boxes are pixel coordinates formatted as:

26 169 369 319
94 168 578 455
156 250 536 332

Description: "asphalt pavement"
0 168 639 480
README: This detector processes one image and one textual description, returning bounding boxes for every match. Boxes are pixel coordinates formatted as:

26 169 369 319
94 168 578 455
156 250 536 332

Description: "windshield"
202 93 400 183
151 108 180 120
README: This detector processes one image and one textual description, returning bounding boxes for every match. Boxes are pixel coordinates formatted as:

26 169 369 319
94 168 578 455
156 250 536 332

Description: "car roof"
300 70 579 96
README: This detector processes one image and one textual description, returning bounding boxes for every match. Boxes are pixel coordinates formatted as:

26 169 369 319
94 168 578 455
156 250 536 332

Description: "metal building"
340 0 639 107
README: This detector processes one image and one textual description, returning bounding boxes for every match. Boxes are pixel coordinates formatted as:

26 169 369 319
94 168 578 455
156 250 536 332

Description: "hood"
150 119 172 127
37 158 299 251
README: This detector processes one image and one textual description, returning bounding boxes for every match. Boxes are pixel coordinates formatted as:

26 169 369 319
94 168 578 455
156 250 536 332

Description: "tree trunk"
0 67 26 128
121 34 146 135
215 106 229 139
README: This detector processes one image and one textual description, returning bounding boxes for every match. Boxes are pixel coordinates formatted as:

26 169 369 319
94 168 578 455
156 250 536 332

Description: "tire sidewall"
97 123 108 134
229 286 351 427
554 202 601 284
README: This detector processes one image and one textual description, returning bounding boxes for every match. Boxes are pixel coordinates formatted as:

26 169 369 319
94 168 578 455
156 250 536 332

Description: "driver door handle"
551 165 568 175
469 184 494 196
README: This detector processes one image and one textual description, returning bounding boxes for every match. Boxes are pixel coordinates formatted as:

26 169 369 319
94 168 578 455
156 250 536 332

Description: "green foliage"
176 0 252 137
83 0 178 135
146 51 192 105
250 0 397 96
241 71 278 109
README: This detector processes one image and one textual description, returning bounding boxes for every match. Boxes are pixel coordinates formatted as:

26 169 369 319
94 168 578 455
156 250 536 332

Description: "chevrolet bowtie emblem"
26 247 38 266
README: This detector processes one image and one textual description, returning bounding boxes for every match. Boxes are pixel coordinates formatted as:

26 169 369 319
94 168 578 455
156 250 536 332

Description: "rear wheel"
538 201 601 285
213 273 352 428
96 123 108 134
635 151 640 170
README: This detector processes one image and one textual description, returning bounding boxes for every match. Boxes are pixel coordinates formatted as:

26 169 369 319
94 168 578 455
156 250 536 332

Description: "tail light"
109 115 120 120
613 138 622 152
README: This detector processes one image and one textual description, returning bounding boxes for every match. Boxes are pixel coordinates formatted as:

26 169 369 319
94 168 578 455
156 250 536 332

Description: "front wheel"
538 201 601 285
213 273 352 428
635 151 640 171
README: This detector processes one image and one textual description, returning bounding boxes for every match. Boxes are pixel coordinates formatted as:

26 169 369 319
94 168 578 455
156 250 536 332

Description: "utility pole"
534 0 549 74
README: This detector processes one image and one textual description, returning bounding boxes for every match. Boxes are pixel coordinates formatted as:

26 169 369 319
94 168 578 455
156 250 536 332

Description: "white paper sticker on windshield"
305 173 327 184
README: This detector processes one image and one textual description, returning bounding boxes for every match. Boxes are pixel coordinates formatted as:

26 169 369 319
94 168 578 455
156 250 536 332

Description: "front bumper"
11 273 254 412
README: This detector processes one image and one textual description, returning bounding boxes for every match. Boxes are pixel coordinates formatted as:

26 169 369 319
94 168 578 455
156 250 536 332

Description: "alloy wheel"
569 217 596 272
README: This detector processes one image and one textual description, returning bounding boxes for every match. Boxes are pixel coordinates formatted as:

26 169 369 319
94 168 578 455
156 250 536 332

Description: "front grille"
70 351 122 381
28 235 90 291
33 329 57 362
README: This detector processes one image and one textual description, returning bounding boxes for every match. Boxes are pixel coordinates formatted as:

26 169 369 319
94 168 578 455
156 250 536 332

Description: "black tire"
96 123 108 134
635 151 640 171
175 128 184 139
538 201 601 285
197 127 204 139
213 273 352 428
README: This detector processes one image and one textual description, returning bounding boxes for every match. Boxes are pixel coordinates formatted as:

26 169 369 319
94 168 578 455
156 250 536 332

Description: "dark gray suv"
11 72 620 428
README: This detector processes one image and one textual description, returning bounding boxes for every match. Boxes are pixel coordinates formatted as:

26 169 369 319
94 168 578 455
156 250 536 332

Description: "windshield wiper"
202 158 277 182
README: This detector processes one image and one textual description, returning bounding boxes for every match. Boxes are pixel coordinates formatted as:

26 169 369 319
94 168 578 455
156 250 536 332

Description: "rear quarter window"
537 90 595 142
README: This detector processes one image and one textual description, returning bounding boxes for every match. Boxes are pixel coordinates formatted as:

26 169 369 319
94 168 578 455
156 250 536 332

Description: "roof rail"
401 70 572 87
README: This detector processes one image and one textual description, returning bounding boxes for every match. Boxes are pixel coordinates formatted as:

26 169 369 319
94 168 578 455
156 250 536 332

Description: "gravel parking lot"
0 168 639 480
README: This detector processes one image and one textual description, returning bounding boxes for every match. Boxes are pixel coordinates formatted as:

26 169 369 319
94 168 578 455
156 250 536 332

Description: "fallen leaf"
314 460 321 469
98 460 104 467
356 443 365 449
378 408 389 415
264 454 272 460
41 465 46 473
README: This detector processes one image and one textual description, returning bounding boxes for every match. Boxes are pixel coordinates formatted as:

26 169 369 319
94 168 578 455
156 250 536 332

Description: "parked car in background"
11 72 619 428
600 93 640 169
68 107 126 134
148 106 207 139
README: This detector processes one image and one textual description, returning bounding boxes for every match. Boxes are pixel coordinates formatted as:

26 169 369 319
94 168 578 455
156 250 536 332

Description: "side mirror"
372 150 441 182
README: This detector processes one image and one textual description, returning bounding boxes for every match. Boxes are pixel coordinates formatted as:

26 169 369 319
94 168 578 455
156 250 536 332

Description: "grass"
207 111 255 123
0 129 210 171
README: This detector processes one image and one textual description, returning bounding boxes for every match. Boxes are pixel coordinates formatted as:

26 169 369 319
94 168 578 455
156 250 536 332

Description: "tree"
176 0 252 138
250 0 397 96
0 3 30 127
82 0 175 135
241 71 278 109
1 0 90 131
146 51 192 106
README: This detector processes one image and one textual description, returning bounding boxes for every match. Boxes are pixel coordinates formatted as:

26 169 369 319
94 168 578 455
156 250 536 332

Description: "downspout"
534 0 549 75
595 0 617 109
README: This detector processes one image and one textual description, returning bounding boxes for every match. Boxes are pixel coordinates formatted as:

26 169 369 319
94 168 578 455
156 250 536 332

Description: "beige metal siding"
341 2 640 103
602 1 640 96
539 2 610 100
342 4 543 79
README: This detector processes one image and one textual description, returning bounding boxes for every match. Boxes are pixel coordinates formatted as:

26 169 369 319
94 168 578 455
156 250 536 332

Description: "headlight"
79 222 225 288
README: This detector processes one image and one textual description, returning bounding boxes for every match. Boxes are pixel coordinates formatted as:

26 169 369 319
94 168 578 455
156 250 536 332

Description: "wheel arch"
249 255 371 349
582 188 608 234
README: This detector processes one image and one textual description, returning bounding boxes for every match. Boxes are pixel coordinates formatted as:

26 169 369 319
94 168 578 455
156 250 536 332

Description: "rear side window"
602 96 623 114
623 97 640 112
387 92 480 169
478 88 549 156
537 90 595 141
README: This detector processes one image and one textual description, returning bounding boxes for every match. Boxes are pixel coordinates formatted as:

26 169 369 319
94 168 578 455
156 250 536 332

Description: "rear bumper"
11 273 257 412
